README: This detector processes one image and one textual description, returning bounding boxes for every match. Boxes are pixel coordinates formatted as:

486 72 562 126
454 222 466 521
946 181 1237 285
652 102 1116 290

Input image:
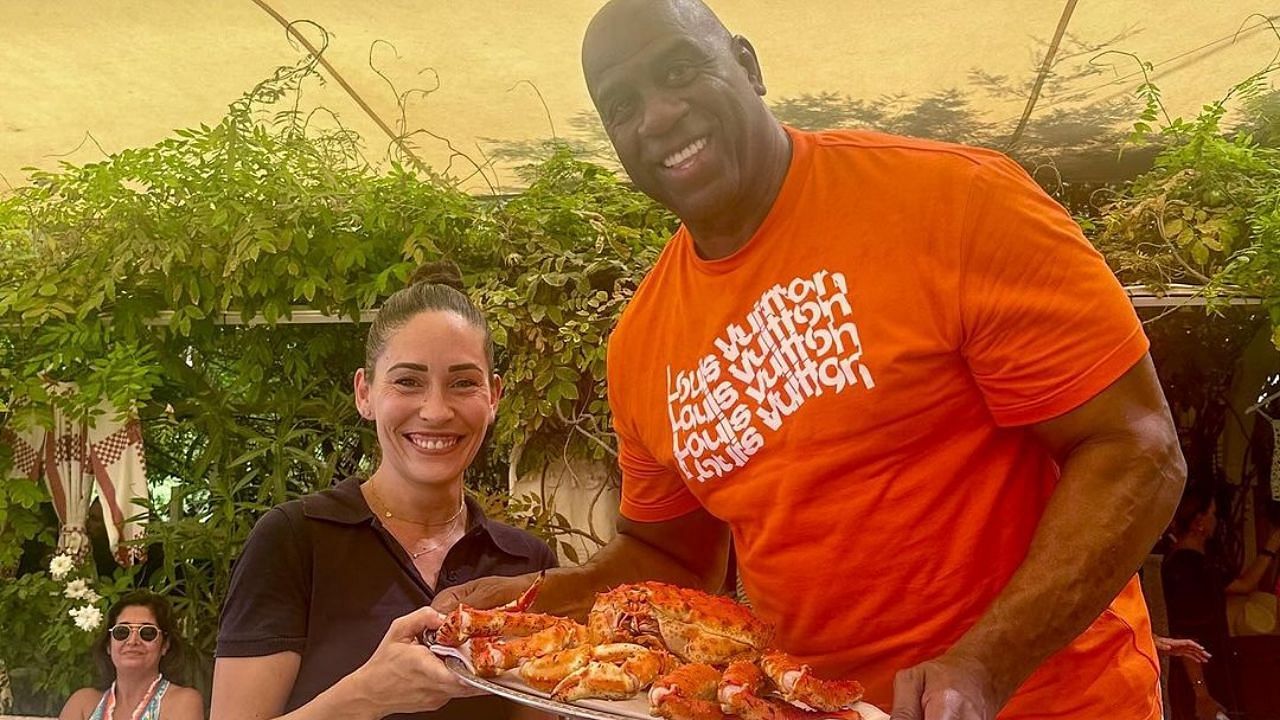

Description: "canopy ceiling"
1 1 1276 193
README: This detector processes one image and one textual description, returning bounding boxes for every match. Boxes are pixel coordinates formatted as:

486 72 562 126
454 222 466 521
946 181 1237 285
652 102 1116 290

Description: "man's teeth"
664 138 707 168
408 435 458 450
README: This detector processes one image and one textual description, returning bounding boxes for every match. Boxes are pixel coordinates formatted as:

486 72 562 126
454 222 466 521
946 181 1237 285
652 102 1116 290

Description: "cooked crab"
587 581 773 665
433 577 866 716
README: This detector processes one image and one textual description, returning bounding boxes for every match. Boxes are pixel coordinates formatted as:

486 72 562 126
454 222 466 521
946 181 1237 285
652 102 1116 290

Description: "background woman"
59 590 204 720
1163 485 1280 720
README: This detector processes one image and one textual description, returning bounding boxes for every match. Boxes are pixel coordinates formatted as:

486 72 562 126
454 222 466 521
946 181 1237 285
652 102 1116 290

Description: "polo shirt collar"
302 476 539 560
302 476 372 524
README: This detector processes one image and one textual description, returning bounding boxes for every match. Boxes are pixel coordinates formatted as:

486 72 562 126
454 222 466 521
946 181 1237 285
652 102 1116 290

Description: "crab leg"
553 661 643 702
503 571 547 612
519 645 593 692
720 661 862 720
759 650 865 711
469 620 591 676
550 644 677 702
649 662 728 720
435 573 551 646
435 608 561 647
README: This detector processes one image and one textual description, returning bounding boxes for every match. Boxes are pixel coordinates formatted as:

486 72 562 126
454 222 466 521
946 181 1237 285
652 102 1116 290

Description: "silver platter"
443 656 654 720
442 656 890 720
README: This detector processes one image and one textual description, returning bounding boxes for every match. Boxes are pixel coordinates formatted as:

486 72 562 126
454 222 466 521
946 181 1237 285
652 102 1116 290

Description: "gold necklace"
368 481 466 560
368 480 466 527
406 532 457 560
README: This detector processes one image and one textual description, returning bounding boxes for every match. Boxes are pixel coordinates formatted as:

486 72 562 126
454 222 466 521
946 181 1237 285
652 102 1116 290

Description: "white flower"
49 554 75 581
69 605 103 632
63 579 99 603
64 578 89 599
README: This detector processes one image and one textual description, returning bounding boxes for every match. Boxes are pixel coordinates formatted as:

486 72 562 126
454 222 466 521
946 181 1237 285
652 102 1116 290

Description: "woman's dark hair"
1170 483 1218 539
92 590 190 688
364 259 495 375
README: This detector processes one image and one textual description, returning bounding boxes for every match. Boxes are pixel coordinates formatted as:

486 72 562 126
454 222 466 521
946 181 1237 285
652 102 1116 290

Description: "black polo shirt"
217 476 558 719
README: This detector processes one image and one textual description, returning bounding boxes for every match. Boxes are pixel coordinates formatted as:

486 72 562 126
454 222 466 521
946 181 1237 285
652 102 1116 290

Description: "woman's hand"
342 606 485 717
1153 636 1211 663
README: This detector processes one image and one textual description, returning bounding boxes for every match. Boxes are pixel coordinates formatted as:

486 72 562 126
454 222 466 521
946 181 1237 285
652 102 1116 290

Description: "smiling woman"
58 591 204 720
209 260 559 720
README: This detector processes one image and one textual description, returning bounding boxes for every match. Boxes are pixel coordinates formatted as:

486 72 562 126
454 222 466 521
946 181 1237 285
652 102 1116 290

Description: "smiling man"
435 2 1186 718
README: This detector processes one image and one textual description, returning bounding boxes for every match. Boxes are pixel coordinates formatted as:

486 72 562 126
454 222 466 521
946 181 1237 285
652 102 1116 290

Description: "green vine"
0 60 669 711
1091 28 1280 343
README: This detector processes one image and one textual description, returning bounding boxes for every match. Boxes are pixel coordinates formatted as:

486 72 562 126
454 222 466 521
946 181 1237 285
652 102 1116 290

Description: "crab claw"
553 661 643 702
434 573 554 647
650 662 727 720
504 571 547 612
549 644 675 702
759 650 865 711
720 661 862 720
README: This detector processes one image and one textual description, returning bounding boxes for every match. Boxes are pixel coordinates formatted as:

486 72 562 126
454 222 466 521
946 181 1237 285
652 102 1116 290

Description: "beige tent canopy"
2 1 1276 192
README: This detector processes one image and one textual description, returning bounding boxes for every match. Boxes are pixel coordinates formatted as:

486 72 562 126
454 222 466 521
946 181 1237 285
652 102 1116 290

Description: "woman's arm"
164 685 206 720
211 607 478 720
58 688 99 720
1225 529 1279 595
212 652 398 720
1178 656 1226 720
210 653 300 720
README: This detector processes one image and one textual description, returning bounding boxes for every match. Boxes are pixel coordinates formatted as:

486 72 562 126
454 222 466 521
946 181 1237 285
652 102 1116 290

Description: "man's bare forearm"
947 429 1185 701
533 536 710 619
531 510 731 620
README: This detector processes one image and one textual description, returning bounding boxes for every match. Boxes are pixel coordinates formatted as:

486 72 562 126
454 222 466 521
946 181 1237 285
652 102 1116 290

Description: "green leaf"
561 542 580 565
556 380 579 401
8 479 46 508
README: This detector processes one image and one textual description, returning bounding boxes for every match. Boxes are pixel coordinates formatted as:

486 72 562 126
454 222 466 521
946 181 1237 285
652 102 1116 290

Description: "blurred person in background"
59 590 203 720
1164 485 1280 720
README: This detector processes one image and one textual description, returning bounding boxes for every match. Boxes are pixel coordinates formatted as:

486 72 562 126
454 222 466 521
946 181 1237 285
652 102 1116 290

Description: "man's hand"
435 510 732 623
431 572 541 615
341 606 484 717
889 654 1003 720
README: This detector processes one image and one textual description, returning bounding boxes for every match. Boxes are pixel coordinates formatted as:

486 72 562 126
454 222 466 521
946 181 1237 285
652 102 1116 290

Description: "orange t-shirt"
607 127 1161 718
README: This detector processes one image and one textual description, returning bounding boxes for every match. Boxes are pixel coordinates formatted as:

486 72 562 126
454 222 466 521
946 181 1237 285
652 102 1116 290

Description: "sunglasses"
109 623 161 643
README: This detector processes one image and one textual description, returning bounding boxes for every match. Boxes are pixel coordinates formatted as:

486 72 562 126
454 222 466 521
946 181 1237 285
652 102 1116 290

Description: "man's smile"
662 136 708 169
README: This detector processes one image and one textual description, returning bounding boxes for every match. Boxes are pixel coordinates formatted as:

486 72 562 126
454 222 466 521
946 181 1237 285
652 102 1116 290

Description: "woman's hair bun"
409 259 465 291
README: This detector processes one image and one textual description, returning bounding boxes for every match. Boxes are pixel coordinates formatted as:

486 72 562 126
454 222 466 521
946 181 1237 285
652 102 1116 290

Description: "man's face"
583 2 769 225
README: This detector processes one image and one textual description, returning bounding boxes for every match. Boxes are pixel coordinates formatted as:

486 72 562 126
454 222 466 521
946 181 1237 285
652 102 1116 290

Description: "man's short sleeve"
958 155 1149 426
616 424 701 522
216 507 311 657
608 341 700 523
